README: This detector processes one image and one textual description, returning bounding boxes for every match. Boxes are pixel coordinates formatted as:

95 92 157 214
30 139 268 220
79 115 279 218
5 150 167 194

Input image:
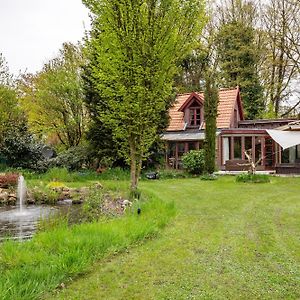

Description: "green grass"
47 176 300 300
0 193 175 300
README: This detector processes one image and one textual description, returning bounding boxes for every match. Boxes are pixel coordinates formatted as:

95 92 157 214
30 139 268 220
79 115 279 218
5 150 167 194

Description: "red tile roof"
167 87 242 131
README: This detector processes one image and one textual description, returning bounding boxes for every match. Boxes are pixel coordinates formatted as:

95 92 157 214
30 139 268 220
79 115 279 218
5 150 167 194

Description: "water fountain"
17 175 27 214
0 175 78 241
0 175 52 241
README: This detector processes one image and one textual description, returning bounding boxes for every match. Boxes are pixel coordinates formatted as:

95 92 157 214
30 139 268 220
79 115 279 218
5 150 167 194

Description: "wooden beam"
241 136 245 160
230 136 234 160
261 137 265 166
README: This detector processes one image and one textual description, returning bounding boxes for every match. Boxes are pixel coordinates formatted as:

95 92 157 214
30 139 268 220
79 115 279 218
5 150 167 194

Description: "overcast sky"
0 0 91 75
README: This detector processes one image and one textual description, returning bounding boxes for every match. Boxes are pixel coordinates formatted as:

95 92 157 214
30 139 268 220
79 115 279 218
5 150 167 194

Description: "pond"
0 204 81 242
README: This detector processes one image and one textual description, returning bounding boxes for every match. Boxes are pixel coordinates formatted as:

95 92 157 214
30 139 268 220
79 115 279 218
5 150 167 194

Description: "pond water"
0 205 80 242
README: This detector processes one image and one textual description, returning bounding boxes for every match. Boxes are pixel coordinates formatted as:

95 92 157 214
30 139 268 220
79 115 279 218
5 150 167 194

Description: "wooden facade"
219 129 278 171
162 87 300 173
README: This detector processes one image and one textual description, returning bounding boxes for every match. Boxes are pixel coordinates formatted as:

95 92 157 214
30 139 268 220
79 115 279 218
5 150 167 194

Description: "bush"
46 181 67 190
236 173 270 183
82 189 104 221
97 167 130 181
0 126 48 172
29 186 59 205
43 167 77 182
182 150 205 175
0 173 19 188
50 145 91 171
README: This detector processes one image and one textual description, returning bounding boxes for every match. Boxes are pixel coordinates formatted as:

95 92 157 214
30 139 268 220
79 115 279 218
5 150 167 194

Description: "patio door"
265 138 275 168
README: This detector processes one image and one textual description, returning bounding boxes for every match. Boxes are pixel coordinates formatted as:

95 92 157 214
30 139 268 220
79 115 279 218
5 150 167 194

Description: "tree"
20 43 87 149
0 121 47 171
175 45 209 93
83 0 206 191
0 54 22 146
204 71 219 174
0 53 13 86
261 0 299 117
0 86 21 144
216 20 264 119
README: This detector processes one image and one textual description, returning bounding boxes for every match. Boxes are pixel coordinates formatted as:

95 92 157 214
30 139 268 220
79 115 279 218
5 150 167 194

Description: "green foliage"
83 0 206 190
82 189 104 221
204 71 219 174
175 44 209 93
0 124 48 171
20 43 87 149
46 181 67 189
51 145 91 171
43 167 77 182
0 85 23 145
182 150 205 174
216 21 264 119
236 173 270 183
97 168 130 181
0 195 175 300
30 186 59 205
0 53 13 86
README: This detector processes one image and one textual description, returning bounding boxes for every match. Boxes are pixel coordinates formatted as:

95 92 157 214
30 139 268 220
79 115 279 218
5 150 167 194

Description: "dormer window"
189 106 201 126
188 100 201 127
178 93 203 129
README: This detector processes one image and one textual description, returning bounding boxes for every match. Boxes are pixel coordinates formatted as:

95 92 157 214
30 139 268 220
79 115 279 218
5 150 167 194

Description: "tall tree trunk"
129 139 139 192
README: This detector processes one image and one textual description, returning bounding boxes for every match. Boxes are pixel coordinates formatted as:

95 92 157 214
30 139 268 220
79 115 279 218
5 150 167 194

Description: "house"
162 87 300 173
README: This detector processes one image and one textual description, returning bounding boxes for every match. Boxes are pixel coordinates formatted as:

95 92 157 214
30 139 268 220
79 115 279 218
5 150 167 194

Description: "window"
188 142 197 151
189 107 201 126
234 137 242 159
245 137 252 151
222 137 231 164
296 145 300 160
177 143 185 158
168 142 176 158
255 137 262 165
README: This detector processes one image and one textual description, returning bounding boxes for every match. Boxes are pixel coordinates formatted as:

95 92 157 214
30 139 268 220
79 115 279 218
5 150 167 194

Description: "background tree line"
177 0 300 119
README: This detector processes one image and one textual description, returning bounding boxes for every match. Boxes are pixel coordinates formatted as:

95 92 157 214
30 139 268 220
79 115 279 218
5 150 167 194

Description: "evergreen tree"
217 20 263 119
204 71 219 174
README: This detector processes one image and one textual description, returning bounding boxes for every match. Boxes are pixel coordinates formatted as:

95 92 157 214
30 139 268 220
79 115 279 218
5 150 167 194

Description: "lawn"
48 176 300 300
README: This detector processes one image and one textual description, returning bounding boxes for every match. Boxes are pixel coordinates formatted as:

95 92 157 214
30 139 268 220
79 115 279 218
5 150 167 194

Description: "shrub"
46 181 67 190
236 173 270 183
50 145 91 171
30 186 59 204
82 189 104 221
0 126 48 172
0 173 19 188
98 167 130 181
43 167 76 182
182 150 205 174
